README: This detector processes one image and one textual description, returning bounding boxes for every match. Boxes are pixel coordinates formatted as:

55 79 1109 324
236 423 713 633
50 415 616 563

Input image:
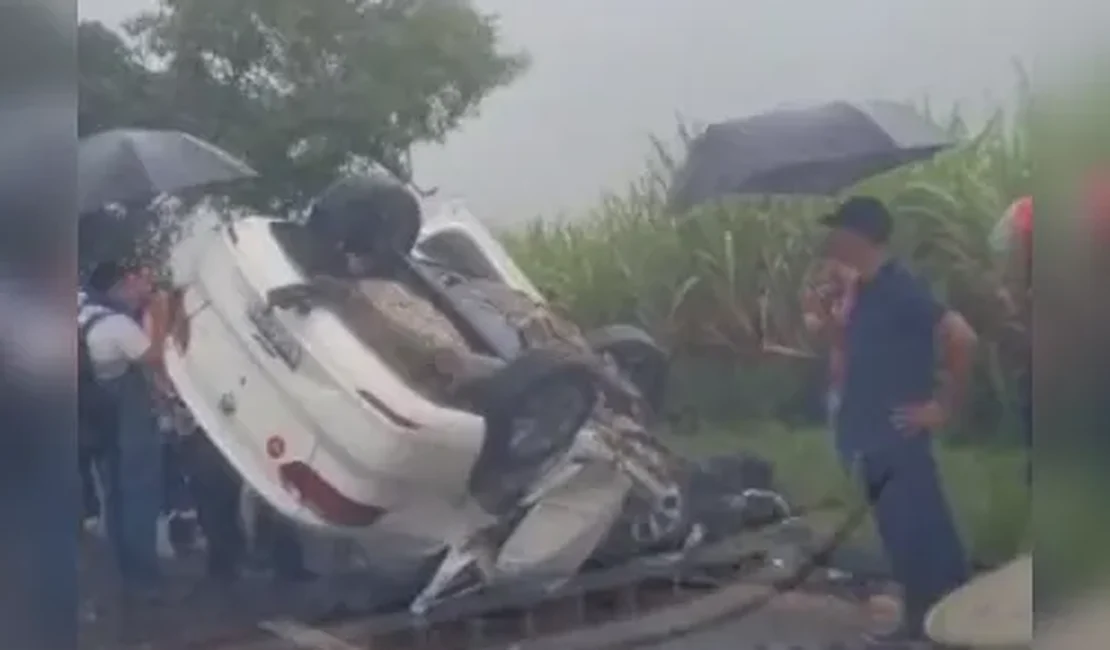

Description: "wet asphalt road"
84 561 889 650
631 590 885 650
81 520 896 650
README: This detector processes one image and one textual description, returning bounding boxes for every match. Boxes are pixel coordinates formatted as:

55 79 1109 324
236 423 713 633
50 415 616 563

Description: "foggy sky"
78 0 1072 225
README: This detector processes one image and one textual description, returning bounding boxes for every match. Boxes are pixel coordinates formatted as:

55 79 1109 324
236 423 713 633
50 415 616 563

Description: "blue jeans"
162 438 192 515
79 444 100 519
96 368 163 589
839 436 969 633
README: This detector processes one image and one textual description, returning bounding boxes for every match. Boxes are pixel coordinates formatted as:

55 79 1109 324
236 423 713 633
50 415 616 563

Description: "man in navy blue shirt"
821 196 978 644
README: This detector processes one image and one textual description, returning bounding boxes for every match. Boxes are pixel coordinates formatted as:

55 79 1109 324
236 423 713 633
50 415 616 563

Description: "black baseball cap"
87 259 144 292
820 196 893 244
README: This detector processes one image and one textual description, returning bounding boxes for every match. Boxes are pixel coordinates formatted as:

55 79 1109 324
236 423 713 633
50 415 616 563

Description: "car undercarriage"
163 188 795 615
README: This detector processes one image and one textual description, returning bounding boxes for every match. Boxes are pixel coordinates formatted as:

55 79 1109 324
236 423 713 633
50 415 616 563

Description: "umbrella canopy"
78 128 257 215
668 100 954 210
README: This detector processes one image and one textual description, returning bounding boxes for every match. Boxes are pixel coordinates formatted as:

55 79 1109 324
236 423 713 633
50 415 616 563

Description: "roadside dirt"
80 527 896 650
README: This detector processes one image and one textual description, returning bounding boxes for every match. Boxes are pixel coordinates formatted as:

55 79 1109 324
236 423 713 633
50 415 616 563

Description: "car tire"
308 175 422 264
584 325 669 418
466 347 599 516
591 429 694 564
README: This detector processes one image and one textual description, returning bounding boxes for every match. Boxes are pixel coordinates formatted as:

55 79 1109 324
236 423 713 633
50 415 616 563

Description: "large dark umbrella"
668 100 954 210
78 128 257 215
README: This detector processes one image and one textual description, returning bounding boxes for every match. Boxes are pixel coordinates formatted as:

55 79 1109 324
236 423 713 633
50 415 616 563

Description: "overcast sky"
77 0 1100 225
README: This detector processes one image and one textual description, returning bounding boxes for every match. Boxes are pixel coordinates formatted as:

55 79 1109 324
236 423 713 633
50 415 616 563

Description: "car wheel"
308 175 422 265
591 489 693 565
584 325 669 418
466 347 599 516
591 429 694 563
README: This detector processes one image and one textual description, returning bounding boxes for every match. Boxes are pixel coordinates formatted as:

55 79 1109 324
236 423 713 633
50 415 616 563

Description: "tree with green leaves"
117 0 527 212
78 21 164 136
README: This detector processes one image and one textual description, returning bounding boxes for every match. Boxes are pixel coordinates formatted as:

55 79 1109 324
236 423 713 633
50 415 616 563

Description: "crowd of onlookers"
78 259 313 609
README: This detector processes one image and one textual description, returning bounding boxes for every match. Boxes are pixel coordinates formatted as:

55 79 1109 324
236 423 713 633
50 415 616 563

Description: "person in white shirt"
78 260 173 603
78 267 166 381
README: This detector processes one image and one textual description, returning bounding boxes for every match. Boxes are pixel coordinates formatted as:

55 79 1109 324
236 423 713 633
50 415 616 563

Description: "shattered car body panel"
164 200 685 610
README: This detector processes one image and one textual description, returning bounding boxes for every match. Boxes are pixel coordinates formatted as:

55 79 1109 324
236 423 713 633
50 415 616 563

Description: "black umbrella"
78 128 257 215
668 100 954 210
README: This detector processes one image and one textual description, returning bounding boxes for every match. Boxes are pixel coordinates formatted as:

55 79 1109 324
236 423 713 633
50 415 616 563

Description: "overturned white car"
165 177 787 612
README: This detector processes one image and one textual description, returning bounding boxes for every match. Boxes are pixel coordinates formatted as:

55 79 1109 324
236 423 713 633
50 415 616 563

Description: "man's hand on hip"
891 399 948 435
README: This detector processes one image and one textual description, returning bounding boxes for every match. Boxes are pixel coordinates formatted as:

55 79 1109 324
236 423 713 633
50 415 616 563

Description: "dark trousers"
183 433 245 579
97 370 163 589
185 433 305 579
162 439 193 515
842 437 969 634
78 444 100 520
254 500 308 579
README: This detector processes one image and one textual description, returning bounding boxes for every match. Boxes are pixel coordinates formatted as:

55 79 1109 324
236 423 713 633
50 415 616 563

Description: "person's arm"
142 290 171 373
934 309 978 414
111 294 172 385
801 286 828 334
803 267 856 338
890 275 978 433
147 291 169 342
167 288 190 352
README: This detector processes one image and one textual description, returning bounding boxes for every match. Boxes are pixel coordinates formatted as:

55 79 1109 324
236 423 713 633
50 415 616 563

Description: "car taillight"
278 461 386 527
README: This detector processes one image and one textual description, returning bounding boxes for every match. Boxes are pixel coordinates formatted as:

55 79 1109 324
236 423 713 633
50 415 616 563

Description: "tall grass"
503 94 1031 432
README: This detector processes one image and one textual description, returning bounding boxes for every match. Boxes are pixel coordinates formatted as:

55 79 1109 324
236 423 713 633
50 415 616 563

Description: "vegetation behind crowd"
504 76 1033 440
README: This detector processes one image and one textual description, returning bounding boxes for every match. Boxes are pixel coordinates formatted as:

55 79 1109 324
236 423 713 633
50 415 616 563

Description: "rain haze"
78 0 1068 226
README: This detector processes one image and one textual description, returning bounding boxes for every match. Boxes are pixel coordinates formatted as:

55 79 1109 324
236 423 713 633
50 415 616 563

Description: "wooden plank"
258 619 362 650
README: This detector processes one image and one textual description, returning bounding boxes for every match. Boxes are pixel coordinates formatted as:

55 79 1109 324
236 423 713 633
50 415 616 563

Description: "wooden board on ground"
258 620 361 650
